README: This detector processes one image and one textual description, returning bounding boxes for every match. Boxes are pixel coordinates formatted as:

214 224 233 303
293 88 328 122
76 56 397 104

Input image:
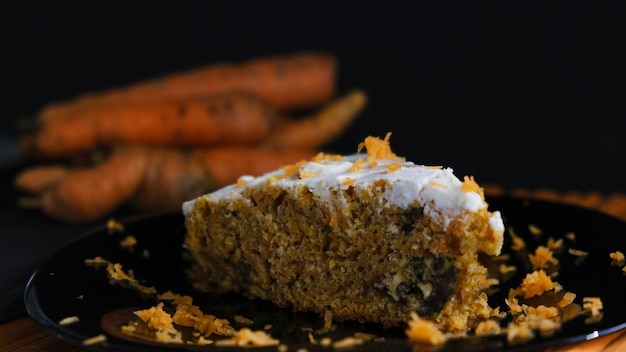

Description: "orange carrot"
37 52 337 124
18 145 316 222
191 146 316 189
264 89 367 150
40 147 149 222
131 146 315 211
20 91 278 160
13 165 70 194
129 147 213 212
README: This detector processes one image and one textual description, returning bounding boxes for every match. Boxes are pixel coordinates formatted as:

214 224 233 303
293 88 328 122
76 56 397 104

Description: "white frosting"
182 153 504 233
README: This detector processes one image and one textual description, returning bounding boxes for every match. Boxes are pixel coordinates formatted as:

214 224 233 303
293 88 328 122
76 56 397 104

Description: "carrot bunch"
14 52 368 223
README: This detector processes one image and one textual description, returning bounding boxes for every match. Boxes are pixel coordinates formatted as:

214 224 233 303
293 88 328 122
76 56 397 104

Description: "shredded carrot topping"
342 178 356 187
282 160 308 176
358 132 403 161
461 176 482 194
299 169 318 179
386 163 403 173
429 180 448 188
236 178 247 188
349 158 365 173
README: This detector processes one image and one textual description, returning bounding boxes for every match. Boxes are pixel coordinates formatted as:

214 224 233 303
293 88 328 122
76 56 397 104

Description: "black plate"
24 195 626 351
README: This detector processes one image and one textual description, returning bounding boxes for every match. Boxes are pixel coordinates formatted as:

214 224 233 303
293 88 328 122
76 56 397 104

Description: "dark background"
0 0 625 326
1 0 625 194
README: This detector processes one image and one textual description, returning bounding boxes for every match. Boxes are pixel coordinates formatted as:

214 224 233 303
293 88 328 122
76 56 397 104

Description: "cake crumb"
405 312 446 345
84 256 109 268
583 297 603 317
546 237 563 251
105 262 158 296
82 334 107 346
505 296 523 315
59 316 80 326
120 235 137 251
332 336 364 349
568 248 588 266
319 337 332 347
107 219 124 234
528 224 542 237
509 229 526 251
610 251 625 266
474 319 501 336
134 302 176 333
557 292 577 308
214 327 279 347
315 310 334 334
517 270 554 299
528 246 559 270
499 263 517 275
155 329 183 343
158 290 193 305
506 323 534 344
353 332 376 341
583 297 604 324
234 315 254 325
196 336 214 345
120 322 137 334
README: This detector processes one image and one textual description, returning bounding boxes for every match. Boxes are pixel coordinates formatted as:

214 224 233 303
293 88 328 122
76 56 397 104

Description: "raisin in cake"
182 134 504 334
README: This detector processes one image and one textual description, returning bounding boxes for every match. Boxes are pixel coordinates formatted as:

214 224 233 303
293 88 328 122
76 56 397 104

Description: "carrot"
191 147 316 189
40 147 149 222
13 165 70 194
129 147 213 212
20 91 278 160
264 89 367 150
37 51 338 124
130 146 315 211
18 145 316 222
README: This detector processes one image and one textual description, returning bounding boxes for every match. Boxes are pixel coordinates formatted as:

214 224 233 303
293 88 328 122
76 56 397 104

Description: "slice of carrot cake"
182 133 504 334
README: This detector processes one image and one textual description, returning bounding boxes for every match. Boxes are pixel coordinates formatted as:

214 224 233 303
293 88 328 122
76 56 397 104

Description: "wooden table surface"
2 187 626 352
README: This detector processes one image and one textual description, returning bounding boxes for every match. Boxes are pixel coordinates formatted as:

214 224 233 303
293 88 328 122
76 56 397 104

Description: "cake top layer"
183 133 504 234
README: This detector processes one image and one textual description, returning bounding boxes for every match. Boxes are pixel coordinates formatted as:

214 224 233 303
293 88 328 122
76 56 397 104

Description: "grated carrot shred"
386 163 403 173
518 270 554 299
429 180 448 188
358 132 405 162
342 178 356 187
349 158 365 172
236 178 247 188
461 176 482 194
299 170 318 179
